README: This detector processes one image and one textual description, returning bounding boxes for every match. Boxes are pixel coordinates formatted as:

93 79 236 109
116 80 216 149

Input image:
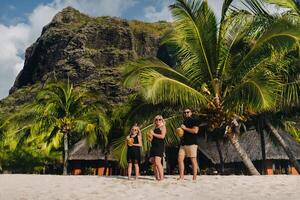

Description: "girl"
126 125 142 180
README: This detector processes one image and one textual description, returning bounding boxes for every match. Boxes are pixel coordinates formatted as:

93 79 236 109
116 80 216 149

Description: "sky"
0 0 257 99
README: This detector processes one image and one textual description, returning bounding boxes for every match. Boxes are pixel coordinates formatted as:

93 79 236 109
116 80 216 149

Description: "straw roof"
68 139 116 161
197 129 300 164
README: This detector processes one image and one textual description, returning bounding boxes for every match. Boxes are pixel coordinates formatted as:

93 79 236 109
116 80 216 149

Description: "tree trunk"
228 133 260 175
63 133 69 175
215 140 224 175
256 116 266 175
265 119 300 174
103 154 108 176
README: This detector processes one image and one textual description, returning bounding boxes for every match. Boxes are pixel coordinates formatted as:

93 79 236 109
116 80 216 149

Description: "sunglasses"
155 118 162 121
183 111 191 114
131 129 138 131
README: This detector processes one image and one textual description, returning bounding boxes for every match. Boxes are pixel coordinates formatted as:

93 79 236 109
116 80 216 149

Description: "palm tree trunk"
265 119 300 174
228 133 260 175
215 140 224 175
256 116 266 175
103 153 108 176
63 133 69 175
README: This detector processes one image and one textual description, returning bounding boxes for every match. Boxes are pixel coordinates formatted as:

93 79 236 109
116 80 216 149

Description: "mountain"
0 7 171 115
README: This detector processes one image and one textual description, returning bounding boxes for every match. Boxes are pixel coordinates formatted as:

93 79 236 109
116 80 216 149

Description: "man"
178 108 199 180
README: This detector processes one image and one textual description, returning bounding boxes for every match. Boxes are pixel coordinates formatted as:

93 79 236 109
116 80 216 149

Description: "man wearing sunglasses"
178 108 199 180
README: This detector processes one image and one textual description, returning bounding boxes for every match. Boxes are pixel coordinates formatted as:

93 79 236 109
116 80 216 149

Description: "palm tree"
13 81 110 175
123 0 300 175
257 0 300 173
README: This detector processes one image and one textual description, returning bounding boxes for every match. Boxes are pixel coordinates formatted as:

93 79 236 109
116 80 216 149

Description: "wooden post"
265 160 273 175
98 167 104 176
73 168 82 175
289 166 299 175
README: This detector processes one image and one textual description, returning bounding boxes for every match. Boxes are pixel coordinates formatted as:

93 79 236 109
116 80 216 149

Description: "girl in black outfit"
126 125 142 180
149 115 166 181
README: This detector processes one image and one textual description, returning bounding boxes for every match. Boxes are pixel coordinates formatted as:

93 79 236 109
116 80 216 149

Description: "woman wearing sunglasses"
126 125 142 180
149 115 166 181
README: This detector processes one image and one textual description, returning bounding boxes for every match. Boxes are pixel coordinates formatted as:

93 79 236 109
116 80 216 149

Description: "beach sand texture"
0 174 299 200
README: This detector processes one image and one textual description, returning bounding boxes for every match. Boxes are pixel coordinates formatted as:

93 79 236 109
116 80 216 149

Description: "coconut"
127 138 134 146
176 127 184 137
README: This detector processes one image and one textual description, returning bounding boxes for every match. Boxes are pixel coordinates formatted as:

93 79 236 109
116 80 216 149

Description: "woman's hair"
131 124 141 136
153 115 166 126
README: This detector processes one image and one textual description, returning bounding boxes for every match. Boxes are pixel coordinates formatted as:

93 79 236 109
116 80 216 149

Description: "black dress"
150 127 164 158
127 134 141 163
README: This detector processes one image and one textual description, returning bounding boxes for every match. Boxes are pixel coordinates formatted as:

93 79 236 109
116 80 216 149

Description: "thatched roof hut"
68 139 117 175
69 139 115 161
197 129 300 164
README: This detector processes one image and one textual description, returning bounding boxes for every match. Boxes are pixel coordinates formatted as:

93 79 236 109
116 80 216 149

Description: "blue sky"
0 0 249 99
0 0 52 25
0 0 180 99
0 0 176 26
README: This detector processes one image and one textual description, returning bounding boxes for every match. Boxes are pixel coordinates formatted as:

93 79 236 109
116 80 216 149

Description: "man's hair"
183 107 193 112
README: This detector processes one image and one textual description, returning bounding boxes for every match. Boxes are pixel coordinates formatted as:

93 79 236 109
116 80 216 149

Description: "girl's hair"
153 115 166 126
131 124 141 136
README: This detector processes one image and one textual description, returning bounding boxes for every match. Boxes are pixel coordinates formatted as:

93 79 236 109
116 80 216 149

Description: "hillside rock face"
8 7 170 107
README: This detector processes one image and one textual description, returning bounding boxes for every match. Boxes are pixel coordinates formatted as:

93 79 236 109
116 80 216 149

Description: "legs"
128 161 140 180
154 156 164 181
190 157 198 180
127 162 132 180
178 145 198 180
178 153 185 180
178 146 185 180
134 163 139 179
153 165 160 180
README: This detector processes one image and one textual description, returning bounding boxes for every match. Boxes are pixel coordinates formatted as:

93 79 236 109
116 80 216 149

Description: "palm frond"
168 0 218 81
122 57 189 88
241 0 272 17
223 69 282 113
139 70 208 107
234 17 300 80
264 0 300 16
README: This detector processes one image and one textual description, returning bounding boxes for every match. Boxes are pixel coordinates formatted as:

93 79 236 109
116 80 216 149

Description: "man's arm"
181 125 199 134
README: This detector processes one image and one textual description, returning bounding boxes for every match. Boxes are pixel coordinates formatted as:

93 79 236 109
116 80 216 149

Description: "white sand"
0 175 299 200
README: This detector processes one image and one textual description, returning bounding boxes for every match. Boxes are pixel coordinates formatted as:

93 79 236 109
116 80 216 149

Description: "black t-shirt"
181 117 198 145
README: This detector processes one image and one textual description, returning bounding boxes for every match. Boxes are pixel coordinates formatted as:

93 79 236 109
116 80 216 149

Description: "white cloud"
53 0 137 17
144 0 173 22
0 0 137 99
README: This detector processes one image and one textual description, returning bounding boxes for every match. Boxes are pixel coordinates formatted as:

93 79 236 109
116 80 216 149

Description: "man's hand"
180 124 186 130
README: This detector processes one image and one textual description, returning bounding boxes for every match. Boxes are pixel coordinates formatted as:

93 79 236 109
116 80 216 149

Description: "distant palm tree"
259 0 300 173
13 81 110 175
123 0 300 175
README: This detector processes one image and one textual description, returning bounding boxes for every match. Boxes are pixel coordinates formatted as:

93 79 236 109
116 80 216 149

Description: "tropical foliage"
2 82 110 174
122 0 300 175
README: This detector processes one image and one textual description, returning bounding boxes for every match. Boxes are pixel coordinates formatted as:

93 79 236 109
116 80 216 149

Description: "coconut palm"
123 0 300 175
255 0 300 173
12 81 110 175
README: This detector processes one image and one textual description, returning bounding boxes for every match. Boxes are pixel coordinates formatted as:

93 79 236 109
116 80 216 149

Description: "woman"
126 125 142 180
149 115 166 181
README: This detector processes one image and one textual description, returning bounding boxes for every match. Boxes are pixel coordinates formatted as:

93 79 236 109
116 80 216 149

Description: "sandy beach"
0 175 299 200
